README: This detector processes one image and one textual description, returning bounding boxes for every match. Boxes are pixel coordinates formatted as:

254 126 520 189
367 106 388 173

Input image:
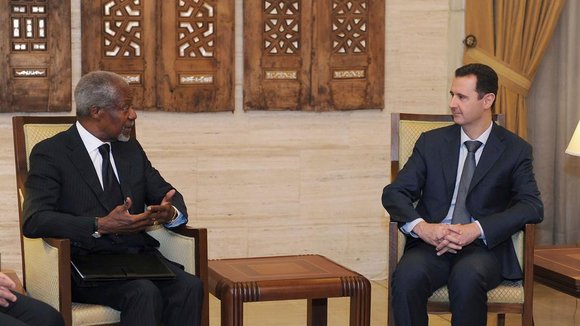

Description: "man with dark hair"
455 63 499 105
22 71 203 326
382 63 543 326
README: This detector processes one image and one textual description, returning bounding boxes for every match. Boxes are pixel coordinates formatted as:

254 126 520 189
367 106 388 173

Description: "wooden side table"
209 255 371 326
534 246 580 298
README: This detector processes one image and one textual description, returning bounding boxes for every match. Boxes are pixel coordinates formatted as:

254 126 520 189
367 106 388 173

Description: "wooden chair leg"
497 313 505 326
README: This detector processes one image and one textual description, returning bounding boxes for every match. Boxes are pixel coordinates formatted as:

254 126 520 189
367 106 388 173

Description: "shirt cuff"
474 220 487 245
400 218 425 238
164 206 186 228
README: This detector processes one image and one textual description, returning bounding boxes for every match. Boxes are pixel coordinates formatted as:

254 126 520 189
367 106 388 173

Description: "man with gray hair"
22 71 203 326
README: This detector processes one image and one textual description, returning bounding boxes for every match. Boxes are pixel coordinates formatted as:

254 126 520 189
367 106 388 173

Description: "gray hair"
74 71 129 117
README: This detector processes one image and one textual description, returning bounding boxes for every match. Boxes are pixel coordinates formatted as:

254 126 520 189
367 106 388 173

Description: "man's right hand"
412 221 455 249
96 197 153 234
0 272 17 307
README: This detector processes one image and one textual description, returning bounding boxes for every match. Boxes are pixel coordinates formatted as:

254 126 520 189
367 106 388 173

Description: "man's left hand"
146 189 177 225
435 223 481 255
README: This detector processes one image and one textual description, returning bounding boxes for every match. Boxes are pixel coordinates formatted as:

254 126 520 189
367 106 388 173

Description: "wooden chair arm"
171 226 209 326
523 224 535 324
388 221 401 281
149 226 209 326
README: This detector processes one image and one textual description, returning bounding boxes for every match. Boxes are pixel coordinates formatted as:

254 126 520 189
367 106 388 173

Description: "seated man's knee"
448 267 490 298
20 294 65 326
178 274 204 301
392 266 430 297
44 309 65 326
123 279 163 308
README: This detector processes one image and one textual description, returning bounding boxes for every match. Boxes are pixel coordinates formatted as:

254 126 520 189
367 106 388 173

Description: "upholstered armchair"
387 113 534 326
12 116 209 326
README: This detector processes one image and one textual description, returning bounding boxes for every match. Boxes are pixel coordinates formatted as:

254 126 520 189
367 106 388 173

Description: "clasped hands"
97 189 178 235
413 221 481 256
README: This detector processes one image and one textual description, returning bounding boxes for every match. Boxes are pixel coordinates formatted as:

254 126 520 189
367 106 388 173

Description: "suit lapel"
441 125 461 199
470 123 506 191
65 126 111 210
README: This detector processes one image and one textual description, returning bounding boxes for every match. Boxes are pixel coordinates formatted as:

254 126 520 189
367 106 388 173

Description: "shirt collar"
76 121 109 153
460 121 493 147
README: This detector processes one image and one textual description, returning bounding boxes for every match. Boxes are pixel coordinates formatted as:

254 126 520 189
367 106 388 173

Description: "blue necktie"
451 140 482 224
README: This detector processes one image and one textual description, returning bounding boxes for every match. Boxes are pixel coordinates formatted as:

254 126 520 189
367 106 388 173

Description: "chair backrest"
390 113 505 180
13 116 77 229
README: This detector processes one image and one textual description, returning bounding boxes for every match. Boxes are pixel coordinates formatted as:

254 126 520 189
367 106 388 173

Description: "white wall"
0 0 464 280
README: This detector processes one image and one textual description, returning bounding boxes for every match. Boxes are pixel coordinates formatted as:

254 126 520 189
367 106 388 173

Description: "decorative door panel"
81 0 157 110
159 0 234 112
0 0 71 112
244 0 313 111
244 0 384 111
82 0 234 112
313 0 384 111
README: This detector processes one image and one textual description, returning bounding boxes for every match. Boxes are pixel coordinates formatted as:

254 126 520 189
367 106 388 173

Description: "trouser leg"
447 243 503 326
0 291 64 326
391 242 450 326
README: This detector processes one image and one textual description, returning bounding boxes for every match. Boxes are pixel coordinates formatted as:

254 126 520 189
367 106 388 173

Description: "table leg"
221 288 244 326
349 277 371 326
307 298 328 326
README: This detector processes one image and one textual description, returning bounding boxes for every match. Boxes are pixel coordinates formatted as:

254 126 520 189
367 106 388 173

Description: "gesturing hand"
146 189 177 225
98 197 153 234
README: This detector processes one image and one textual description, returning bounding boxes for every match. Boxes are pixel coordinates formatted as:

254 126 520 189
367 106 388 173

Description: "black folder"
71 253 176 281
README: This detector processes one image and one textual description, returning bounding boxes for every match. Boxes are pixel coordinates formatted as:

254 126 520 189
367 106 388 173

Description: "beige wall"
0 0 464 280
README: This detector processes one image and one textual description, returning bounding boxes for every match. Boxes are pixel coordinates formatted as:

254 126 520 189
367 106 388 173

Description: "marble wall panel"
0 0 463 281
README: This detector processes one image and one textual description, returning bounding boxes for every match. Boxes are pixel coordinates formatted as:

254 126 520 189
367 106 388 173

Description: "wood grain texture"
0 0 71 112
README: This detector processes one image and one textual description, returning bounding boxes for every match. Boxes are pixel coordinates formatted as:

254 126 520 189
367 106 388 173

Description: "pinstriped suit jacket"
22 124 188 256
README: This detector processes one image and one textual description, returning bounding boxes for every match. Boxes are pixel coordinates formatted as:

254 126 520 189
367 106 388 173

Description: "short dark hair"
455 63 498 100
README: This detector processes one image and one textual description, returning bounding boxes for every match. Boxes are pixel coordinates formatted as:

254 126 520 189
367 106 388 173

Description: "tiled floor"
209 280 580 325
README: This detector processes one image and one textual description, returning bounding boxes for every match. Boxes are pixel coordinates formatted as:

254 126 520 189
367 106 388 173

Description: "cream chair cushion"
23 237 61 310
23 123 73 167
71 303 121 325
398 120 454 168
147 226 196 274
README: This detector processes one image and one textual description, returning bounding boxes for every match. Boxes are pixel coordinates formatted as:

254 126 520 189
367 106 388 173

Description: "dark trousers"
0 291 64 326
72 258 203 326
391 241 503 326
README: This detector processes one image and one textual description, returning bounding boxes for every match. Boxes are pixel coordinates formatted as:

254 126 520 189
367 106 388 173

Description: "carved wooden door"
244 0 384 111
82 0 234 112
82 0 157 110
159 0 234 112
244 0 313 111
313 0 384 111
0 0 71 112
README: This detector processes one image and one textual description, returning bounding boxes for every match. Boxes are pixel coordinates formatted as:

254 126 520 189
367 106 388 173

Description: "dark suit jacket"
382 122 543 279
22 124 188 256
